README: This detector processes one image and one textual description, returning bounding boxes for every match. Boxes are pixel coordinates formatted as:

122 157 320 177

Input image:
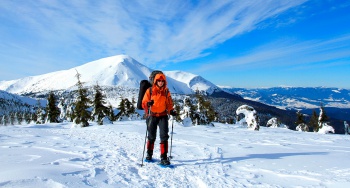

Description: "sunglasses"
157 80 165 83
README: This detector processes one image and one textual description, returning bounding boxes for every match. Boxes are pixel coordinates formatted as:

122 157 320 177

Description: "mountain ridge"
222 87 350 110
0 55 221 95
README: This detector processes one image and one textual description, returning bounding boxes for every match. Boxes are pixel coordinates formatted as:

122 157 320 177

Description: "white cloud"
196 34 350 72
0 0 307 70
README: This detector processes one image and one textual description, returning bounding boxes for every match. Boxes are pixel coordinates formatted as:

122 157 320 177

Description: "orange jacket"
142 73 174 116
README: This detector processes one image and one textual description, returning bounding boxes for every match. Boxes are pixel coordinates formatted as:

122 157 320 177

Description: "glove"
147 100 154 107
170 110 177 116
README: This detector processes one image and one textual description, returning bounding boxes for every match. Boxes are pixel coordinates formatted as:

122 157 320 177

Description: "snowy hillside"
1 121 350 187
0 55 221 95
222 87 350 110
0 90 45 115
0 90 39 106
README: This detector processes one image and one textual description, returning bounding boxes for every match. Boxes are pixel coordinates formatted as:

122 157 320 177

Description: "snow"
0 55 219 95
3 121 349 187
236 105 259 130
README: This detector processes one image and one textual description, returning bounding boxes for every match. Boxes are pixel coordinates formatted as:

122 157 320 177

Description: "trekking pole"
140 108 151 167
168 116 175 160
140 123 148 167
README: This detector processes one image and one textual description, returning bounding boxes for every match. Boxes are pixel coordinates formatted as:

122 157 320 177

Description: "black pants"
147 115 169 142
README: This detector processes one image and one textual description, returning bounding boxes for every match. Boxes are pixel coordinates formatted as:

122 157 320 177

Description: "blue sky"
1 0 350 88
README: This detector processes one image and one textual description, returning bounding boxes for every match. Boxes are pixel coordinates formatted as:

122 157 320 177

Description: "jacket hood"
153 73 167 86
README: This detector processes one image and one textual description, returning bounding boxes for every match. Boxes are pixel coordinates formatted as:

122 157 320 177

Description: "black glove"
170 110 177 116
147 100 154 107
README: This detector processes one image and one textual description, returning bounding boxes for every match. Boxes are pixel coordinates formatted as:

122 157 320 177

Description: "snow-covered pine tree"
24 112 32 124
344 121 349 135
46 92 60 123
36 99 46 124
182 97 196 125
92 84 108 125
116 98 126 120
266 117 282 128
295 111 309 132
116 98 140 121
309 110 318 132
2 115 8 126
15 112 21 125
318 104 329 129
317 104 334 134
73 71 91 127
236 105 260 131
194 93 216 126
107 104 116 121
174 103 182 122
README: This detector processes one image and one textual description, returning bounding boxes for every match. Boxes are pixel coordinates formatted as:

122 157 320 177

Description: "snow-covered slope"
0 90 45 115
0 55 221 95
1 121 350 187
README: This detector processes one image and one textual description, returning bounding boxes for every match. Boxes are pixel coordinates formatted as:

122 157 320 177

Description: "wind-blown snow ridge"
0 55 220 95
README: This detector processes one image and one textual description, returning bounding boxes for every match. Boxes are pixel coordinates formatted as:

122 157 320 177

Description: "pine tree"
92 84 108 125
10 112 15 125
318 104 329 129
309 110 318 132
73 71 91 127
2 115 8 126
35 100 45 124
203 99 216 123
194 93 216 125
107 104 116 121
117 98 126 119
125 98 135 115
46 92 60 123
25 112 32 124
183 97 197 125
174 103 182 122
15 112 21 125
295 111 305 125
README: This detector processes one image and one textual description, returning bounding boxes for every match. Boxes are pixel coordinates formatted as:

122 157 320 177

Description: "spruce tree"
295 111 305 125
183 97 197 125
2 115 8 126
117 98 126 119
73 71 91 127
174 103 182 122
25 112 32 124
194 93 216 125
309 110 319 132
107 104 116 121
46 92 60 123
125 98 135 116
92 84 108 125
10 112 15 125
295 111 308 131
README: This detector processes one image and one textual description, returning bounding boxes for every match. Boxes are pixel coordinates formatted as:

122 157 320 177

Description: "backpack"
136 70 164 110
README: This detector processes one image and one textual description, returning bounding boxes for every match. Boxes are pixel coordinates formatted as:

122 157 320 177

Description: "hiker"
142 72 177 165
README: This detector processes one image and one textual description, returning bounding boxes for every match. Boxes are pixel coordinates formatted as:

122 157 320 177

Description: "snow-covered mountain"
222 87 350 110
0 55 220 95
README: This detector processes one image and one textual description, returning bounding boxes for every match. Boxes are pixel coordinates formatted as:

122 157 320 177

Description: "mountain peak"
0 55 222 95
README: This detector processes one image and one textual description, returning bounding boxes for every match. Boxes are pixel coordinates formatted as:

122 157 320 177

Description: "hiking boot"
160 154 171 165
160 158 171 165
146 150 153 161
